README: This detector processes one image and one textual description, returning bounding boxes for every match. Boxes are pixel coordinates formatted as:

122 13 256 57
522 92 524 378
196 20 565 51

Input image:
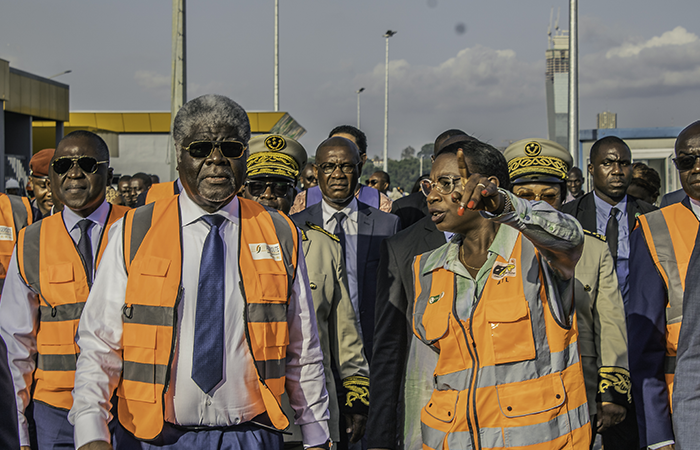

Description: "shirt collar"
593 191 628 217
689 197 700 221
62 200 111 232
422 224 519 275
179 191 239 227
322 196 358 225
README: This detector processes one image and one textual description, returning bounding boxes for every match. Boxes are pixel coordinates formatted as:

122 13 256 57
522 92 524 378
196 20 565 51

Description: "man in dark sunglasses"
0 130 130 450
69 95 332 450
628 120 700 450
243 134 370 449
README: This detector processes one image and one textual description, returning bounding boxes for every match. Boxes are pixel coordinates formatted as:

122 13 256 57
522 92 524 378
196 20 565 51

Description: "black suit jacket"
660 188 687 207
561 192 657 233
0 335 19 449
367 216 446 449
291 200 400 362
391 191 429 230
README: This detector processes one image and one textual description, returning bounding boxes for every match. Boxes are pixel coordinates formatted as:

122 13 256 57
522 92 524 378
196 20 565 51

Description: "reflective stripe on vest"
637 201 698 410
16 203 128 409
0 194 32 292
145 181 178 204
117 196 299 440
412 234 590 449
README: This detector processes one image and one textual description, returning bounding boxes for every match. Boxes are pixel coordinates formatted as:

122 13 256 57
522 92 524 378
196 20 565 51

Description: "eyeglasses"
366 179 379 186
420 176 461 197
245 180 294 197
318 162 359 175
52 156 109 175
183 140 247 159
515 191 559 205
673 154 700 171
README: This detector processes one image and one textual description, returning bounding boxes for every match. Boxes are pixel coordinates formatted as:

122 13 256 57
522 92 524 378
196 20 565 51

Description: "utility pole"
568 0 578 167
274 0 279 111
356 87 365 129
383 30 397 172
170 0 186 181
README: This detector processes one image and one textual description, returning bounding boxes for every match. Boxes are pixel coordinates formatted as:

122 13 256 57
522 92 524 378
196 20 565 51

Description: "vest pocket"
423 389 459 423
485 298 536 364
257 272 288 302
119 326 157 403
496 372 566 418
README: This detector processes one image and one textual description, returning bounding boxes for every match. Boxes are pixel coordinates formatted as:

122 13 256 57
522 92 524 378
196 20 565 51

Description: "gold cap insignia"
265 135 287 151
524 141 541 157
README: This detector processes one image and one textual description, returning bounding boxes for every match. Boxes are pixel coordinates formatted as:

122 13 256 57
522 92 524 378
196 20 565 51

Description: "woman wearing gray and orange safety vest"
410 136 590 450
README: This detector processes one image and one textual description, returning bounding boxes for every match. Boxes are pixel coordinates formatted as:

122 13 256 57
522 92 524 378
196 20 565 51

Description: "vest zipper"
163 285 183 394
456 314 480 449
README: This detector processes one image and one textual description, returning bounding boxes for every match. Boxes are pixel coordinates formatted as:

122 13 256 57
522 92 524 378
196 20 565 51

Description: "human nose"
206 145 226 163
260 185 275 199
65 160 83 178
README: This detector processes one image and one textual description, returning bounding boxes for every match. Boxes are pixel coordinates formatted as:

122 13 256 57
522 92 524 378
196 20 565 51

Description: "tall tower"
545 11 569 150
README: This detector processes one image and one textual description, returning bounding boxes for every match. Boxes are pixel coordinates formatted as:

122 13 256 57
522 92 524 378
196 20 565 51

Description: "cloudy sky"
2 0 699 159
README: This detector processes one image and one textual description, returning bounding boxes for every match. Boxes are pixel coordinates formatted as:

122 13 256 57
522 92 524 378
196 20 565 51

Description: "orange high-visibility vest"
16 204 129 410
145 181 177 204
117 196 299 440
0 194 32 291
637 201 698 410
412 234 590 450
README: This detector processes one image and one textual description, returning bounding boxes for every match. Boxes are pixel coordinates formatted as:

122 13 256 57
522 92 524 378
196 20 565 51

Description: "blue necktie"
76 219 94 284
192 214 226 394
332 211 346 259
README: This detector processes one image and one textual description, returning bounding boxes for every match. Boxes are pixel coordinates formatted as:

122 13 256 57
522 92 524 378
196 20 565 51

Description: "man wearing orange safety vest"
0 130 129 449
410 138 590 450
628 120 700 450
0 191 32 292
69 95 331 450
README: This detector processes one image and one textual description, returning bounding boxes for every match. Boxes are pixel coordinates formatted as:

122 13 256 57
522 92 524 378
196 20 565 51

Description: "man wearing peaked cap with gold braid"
505 138 632 447
243 134 370 449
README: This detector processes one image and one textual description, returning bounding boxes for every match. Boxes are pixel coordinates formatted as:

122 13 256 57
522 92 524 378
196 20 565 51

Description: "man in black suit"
561 136 656 449
292 137 400 363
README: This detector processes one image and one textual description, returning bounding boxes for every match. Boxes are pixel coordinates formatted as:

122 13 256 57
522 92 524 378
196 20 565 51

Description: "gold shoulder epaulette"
301 229 308 241
584 229 606 242
306 221 340 243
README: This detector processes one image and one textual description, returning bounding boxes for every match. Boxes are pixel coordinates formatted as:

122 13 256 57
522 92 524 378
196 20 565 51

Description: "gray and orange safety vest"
16 204 129 410
412 234 590 450
145 181 179 204
0 193 32 291
637 201 698 410
116 195 299 440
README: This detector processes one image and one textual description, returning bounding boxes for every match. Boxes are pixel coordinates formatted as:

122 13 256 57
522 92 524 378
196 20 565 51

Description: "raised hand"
451 148 503 215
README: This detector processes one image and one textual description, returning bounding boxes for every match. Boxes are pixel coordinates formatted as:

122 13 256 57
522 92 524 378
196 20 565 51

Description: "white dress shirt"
69 194 330 448
0 200 112 447
320 198 360 322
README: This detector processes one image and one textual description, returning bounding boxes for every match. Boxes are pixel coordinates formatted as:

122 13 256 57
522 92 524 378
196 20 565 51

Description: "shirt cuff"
301 420 330 448
18 412 30 447
648 440 675 449
73 412 111 449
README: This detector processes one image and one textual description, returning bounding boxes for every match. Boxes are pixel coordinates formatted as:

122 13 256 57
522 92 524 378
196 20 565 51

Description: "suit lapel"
356 203 374 304
625 195 638 231
579 194 598 232
423 218 447 251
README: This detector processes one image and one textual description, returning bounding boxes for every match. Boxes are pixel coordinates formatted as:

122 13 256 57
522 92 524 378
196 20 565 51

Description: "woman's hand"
451 148 503 215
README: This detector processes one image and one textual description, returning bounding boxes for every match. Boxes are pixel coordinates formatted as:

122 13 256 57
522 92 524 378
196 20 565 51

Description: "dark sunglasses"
183 140 247 159
515 192 559 205
245 180 294 197
366 179 379 186
673 154 700 171
52 156 108 175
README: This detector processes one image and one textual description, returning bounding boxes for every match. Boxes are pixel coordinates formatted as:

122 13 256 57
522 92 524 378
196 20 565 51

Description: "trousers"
33 401 74 450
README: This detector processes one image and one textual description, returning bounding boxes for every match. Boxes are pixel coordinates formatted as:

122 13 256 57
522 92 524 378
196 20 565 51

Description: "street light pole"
48 70 72 79
274 0 279 111
383 30 397 173
356 87 365 129
568 0 578 167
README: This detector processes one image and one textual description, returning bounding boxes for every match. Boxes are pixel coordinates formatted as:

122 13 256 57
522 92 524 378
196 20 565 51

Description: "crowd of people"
0 93 698 450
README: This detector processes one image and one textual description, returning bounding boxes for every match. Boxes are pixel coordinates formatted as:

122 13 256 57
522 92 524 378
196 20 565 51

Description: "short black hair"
590 136 629 163
118 175 131 183
372 170 390 185
329 125 367 155
434 129 467 150
437 139 511 191
60 130 110 161
132 172 153 189
567 167 583 178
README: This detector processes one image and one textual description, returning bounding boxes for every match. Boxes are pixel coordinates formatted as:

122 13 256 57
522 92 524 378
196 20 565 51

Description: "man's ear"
107 168 114 185
588 163 594 176
313 164 319 179
487 175 500 188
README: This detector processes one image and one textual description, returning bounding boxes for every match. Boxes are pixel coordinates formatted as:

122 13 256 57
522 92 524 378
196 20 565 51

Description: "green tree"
401 146 416 160
418 143 433 158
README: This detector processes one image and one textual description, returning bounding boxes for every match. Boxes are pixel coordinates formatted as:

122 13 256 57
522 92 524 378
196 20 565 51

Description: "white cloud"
582 26 700 99
606 26 698 58
134 70 170 90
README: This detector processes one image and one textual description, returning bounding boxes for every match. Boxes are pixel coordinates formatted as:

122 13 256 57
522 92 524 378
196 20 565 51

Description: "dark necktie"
76 219 94 284
606 207 620 264
332 211 347 259
192 214 226 394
